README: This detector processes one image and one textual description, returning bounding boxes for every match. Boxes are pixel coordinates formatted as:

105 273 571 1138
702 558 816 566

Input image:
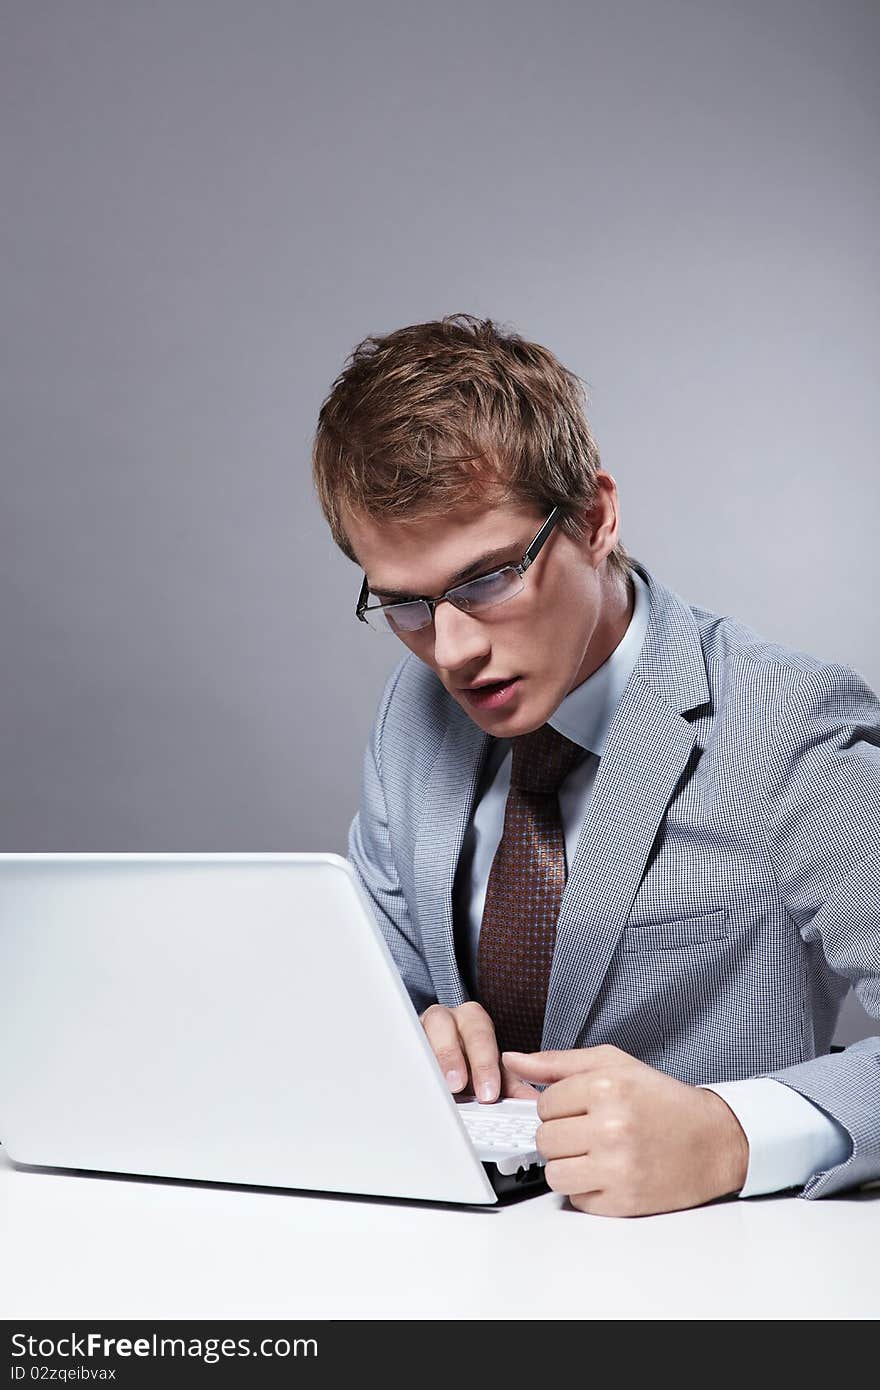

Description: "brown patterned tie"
477 723 588 1054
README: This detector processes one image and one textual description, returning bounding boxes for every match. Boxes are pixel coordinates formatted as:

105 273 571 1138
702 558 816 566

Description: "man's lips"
459 677 518 691
458 677 523 710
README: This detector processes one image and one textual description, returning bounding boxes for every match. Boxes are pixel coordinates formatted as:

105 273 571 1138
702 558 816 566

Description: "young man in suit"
311 314 880 1216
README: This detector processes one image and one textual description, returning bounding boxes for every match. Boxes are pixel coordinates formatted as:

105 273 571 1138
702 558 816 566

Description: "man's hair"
311 313 632 582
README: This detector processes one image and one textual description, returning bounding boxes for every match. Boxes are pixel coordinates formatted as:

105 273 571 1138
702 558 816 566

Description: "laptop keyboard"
459 1107 540 1154
451 1098 545 1175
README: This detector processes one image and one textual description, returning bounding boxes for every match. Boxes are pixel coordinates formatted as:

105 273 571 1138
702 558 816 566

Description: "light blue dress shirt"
454 566 851 1197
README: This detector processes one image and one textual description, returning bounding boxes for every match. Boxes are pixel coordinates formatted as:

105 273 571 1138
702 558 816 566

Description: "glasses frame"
355 504 562 633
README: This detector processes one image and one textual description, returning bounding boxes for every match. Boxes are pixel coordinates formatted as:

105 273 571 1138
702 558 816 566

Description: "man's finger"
543 1154 600 1199
534 1072 596 1122
535 1114 592 1160
420 1005 469 1091
501 1045 622 1083
500 1063 541 1100
457 1004 502 1102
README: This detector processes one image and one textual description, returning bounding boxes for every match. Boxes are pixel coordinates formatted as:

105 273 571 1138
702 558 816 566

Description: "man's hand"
420 1002 539 1101
504 1044 750 1216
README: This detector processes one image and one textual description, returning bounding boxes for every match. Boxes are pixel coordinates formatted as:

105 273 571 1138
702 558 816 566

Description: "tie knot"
509 723 587 795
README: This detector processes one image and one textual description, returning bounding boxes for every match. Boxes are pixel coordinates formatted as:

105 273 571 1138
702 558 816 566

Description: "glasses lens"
448 567 523 612
362 600 432 635
386 600 433 633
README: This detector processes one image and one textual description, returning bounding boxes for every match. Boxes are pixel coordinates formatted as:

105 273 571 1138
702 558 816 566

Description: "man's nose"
431 599 491 674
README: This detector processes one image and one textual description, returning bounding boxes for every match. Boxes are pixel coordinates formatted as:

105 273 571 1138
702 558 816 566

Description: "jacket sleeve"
347 659 437 1016
758 660 880 1198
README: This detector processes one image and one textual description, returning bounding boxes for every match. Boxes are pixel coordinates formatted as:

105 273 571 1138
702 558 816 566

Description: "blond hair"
311 313 631 581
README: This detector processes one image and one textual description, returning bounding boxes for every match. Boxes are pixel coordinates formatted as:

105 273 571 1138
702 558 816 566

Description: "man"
311 313 880 1216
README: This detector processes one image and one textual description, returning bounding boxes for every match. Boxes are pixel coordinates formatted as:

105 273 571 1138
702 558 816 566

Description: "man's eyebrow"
368 541 523 600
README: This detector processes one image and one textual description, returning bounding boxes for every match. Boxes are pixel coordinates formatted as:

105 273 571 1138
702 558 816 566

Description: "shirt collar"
547 565 651 756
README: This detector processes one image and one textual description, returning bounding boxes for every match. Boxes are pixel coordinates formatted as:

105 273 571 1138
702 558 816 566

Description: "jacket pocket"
620 907 729 952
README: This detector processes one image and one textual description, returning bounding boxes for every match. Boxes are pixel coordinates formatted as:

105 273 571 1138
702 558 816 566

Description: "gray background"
2 1 877 1042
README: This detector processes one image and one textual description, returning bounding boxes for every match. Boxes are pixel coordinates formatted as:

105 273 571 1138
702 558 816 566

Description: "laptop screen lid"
0 852 505 1205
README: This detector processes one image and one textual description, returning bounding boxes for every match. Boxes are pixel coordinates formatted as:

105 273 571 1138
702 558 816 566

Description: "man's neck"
569 569 635 693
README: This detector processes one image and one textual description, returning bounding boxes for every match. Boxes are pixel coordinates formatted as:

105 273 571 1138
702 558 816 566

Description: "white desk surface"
2 1149 878 1320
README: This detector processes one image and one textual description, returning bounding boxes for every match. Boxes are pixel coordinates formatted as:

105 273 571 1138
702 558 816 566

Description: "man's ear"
585 473 621 560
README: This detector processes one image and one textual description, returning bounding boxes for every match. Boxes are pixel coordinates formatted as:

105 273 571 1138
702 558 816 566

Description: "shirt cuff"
699 1077 853 1198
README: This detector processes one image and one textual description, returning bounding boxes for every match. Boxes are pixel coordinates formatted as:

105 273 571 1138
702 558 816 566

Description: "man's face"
344 481 627 737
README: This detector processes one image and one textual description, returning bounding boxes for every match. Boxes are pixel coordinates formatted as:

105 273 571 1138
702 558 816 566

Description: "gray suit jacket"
348 557 880 1199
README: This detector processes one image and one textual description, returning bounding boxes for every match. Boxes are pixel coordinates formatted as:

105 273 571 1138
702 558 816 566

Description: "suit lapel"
541 673 697 1051
413 704 492 1005
542 561 711 1050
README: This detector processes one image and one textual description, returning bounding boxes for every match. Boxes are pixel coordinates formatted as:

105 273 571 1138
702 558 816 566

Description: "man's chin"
455 680 558 738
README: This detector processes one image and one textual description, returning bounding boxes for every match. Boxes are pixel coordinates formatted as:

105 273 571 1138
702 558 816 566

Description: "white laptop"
0 853 548 1206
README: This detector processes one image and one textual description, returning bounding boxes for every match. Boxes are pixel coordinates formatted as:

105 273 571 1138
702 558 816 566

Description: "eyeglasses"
355 506 562 636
